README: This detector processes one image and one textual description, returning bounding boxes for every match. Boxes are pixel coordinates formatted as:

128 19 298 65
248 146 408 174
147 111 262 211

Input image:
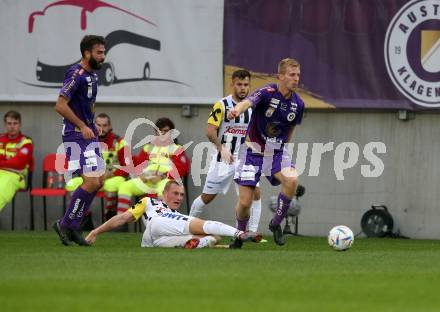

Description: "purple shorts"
62 133 105 176
234 147 294 186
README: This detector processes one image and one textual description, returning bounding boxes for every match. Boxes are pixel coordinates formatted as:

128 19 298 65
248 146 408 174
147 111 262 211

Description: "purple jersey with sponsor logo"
59 63 98 136
246 83 304 152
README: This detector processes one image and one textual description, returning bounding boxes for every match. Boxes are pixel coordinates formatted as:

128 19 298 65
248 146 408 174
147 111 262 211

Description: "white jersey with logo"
130 197 193 248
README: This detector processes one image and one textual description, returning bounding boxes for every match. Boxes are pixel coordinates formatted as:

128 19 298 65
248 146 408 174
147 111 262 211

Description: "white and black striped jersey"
207 94 252 162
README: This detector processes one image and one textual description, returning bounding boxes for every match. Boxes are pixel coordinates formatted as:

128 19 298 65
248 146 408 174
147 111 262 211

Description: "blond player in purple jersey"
228 58 305 247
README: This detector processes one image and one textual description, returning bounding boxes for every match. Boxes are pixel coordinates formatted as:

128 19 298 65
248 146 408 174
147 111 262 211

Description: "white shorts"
203 158 260 195
141 214 194 248
202 159 235 195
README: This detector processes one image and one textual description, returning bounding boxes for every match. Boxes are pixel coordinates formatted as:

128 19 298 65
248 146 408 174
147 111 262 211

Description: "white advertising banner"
0 0 223 104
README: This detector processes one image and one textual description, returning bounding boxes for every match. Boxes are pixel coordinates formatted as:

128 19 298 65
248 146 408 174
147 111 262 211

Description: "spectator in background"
116 117 190 215
0 111 33 213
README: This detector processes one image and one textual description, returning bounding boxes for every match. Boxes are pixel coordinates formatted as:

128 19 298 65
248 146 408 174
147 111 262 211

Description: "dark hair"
96 113 111 124
164 180 184 192
232 69 251 81
296 184 306 198
155 117 175 130
80 35 106 57
4 110 21 122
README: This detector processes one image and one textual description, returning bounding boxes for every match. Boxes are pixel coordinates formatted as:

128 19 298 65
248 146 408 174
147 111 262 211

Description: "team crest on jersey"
384 0 440 107
287 112 296 122
265 107 275 117
266 98 280 117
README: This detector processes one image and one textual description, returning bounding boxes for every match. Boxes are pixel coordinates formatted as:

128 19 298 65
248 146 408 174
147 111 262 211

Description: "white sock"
202 220 242 238
196 236 217 248
248 199 262 232
189 196 206 217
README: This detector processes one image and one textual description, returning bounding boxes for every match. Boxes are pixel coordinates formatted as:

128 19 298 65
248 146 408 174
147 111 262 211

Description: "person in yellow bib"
0 111 33 214
65 113 129 224
116 118 190 215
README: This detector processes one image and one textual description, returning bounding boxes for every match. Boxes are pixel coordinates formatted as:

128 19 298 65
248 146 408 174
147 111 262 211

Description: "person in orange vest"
116 118 190 215
0 111 33 213
65 113 130 227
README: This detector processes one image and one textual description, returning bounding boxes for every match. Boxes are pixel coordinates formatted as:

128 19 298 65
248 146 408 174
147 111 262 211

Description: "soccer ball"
328 225 354 251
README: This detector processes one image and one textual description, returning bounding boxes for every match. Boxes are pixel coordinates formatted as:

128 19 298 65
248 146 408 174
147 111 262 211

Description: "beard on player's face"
235 90 248 101
89 55 103 70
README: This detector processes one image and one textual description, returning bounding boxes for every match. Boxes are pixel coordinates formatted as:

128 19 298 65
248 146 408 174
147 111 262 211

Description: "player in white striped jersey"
85 180 262 248
189 70 262 232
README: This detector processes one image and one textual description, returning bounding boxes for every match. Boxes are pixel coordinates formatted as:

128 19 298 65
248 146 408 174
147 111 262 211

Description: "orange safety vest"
0 133 33 177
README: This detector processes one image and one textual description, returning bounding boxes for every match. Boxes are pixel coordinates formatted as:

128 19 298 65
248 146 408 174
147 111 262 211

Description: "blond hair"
278 58 300 74
164 180 184 192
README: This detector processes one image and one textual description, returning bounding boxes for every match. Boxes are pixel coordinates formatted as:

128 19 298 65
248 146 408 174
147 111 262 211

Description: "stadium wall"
0 102 439 239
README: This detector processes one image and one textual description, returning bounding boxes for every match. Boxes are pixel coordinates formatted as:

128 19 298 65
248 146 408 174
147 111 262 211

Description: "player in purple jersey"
227 58 304 246
53 35 106 246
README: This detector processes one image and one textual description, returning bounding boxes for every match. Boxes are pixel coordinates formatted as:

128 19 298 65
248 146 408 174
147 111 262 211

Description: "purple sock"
271 192 292 226
61 187 96 230
236 215 250 231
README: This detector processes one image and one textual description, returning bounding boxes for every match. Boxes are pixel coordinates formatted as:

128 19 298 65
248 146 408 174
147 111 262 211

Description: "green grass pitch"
1 232 440 312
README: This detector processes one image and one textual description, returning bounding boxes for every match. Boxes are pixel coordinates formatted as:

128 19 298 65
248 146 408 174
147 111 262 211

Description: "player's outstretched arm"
227 99 252 120
85 211 135 244
55 95 95 139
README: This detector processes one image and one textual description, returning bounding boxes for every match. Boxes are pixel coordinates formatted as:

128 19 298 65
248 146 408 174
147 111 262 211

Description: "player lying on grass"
85 180 262 248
